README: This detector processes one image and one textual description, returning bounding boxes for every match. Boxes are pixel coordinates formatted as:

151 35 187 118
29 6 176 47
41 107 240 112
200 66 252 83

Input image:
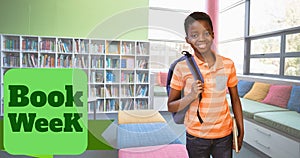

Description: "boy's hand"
190 80 203 99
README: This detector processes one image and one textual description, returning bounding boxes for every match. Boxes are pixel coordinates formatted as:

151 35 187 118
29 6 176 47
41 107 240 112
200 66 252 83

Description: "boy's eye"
204 31 211 37
191 34 199 39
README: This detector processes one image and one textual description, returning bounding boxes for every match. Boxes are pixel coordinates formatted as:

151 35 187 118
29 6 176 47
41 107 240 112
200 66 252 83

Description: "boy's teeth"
198 43 206 48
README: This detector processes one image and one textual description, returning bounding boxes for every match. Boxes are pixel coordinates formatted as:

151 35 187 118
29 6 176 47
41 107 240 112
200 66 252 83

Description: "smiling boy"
167 12 244 158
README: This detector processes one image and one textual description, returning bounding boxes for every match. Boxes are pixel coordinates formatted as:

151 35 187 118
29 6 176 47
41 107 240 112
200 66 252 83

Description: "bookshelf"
0 34 150 115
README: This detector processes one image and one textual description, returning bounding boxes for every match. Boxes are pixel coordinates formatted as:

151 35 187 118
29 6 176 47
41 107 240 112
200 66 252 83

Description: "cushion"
118 123 182 149
154 86 167 96
254 111 300 139
244 82 270 101
119 144 189 158
226 95 287 119
159 72 168 87
261 85 292 108
118 110 166 124
237 80 254 97
287 85 300 113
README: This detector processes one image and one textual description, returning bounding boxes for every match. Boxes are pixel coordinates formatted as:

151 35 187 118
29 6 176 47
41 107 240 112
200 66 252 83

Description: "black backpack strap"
182 51 204 124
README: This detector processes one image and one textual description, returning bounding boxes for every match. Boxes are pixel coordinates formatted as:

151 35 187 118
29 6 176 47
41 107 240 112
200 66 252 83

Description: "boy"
167 12 244 158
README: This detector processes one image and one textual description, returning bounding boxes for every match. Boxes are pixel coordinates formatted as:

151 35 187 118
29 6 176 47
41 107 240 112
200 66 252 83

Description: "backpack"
166 51 204 124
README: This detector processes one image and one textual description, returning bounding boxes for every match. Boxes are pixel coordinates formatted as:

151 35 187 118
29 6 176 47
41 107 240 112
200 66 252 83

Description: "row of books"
136 73 148 83
40 54 55 68
121 58 135 69
121 72 135 83
90 43 105 54
57 54 71 67
3 39 19 50
88 99 119 112
22 53 38 67
90 86 105 98
73 56 88 68
89 84 148 98
74 39 89 54
3 54 20 67
2 38 148 55
57 39 72 53
90 71 104 83
89 98 148 112
121 85 134 97
90 86 123 98
120 99 134 110
137 59 148 69
22 39 38 51
120 99 149 110
136 43 149 55
136 85 148 97
40 40 55 52
106 58 120 68
91 56 104 68
122 42 135 55
105 85 119 97
106 71 117 82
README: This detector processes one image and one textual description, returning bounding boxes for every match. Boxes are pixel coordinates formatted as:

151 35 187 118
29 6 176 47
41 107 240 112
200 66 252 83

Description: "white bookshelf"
0 34 150 115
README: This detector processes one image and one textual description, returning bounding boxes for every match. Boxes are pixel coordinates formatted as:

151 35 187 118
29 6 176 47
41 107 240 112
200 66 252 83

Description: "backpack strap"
182 51 204 123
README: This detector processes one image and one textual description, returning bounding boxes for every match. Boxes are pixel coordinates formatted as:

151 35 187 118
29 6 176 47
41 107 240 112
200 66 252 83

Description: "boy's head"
184 12 214 54
184 12 213 37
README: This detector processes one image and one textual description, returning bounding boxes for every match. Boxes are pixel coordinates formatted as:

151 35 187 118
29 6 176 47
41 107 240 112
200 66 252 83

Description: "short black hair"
184 12 213 36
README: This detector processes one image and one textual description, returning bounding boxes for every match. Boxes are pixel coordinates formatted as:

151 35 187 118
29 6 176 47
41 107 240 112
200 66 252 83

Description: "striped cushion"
118 110 166 124
118 123 182 149
119 144 188 158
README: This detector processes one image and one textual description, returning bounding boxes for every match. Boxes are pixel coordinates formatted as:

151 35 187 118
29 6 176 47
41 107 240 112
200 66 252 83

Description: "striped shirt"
171 53 238 139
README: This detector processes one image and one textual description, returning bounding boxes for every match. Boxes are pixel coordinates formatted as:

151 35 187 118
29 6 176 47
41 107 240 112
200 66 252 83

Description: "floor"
0 112 270 158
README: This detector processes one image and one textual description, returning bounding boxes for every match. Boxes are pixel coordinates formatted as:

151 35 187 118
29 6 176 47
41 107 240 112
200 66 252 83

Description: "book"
233 117 239 153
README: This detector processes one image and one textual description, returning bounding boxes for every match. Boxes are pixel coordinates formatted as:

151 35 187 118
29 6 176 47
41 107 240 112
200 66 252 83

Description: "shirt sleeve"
170 63 184 91
227 61 238 87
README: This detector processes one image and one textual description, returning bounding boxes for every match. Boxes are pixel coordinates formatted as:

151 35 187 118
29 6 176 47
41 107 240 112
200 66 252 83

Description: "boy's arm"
168 80 203 112
228 85 244 151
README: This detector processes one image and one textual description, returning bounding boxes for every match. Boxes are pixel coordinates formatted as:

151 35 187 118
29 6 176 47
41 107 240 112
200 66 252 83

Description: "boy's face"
186 20 214 54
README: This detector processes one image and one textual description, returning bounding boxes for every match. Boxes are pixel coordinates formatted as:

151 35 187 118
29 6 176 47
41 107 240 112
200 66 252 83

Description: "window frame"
244 0 300 80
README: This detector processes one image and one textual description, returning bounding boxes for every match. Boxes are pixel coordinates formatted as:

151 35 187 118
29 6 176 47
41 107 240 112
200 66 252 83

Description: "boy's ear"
185 37 191 44
211 32 215 39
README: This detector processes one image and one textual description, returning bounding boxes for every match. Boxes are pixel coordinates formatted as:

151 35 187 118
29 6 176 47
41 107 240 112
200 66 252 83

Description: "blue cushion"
287 85 300 113
118 123 182 149
237 80 254 97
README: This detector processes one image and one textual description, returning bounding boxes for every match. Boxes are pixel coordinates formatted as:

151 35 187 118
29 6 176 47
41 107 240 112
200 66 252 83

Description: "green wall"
0 0 149 40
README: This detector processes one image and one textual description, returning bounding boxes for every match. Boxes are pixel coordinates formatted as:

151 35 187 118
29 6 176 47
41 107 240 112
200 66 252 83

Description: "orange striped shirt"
171 53 238 139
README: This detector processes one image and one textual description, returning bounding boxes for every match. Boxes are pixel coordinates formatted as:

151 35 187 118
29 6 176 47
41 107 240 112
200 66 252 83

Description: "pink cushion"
261 85 292 108
118 144 188 158
159 72 168 87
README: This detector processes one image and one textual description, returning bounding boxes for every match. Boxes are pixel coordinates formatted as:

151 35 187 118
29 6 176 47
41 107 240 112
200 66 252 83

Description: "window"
250 58 280 75
250 0 300 35
218 1 245 74
218 40 244 74
285 57 300 77
219 2 245 41
148 0 204 71
250 36 281 54
286 33 300 52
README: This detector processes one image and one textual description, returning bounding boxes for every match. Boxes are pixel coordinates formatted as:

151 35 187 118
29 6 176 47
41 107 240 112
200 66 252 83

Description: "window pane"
285 57 300 76
250 37 281 54
219 0 243 10
250 58 280 75
219 3 245 41
149 41 192 70
286 33 300 52
218 40 244 74
149 0 204 11
250 0 300 35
